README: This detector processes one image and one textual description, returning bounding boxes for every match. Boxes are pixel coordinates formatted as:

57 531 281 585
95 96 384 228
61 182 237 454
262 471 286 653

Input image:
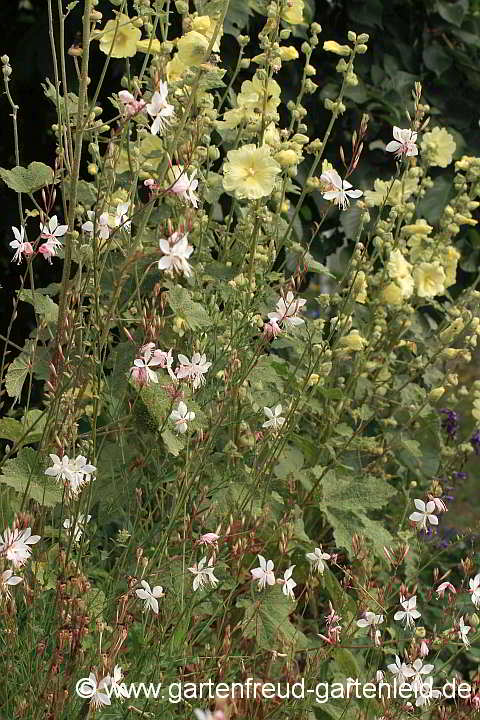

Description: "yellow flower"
339 329 367 351
281 0 304 24
387 249 414 298
279 46 299 61
275 149 299 167
98 14 141 58
414 261 446 298
136 38 162 54
401 219 433 236
191 15 223 52
382 282 404 305
323 40 351 56
222 144 281 200
177 30 209 66
352 270 368 303
364 176 419 207
420 127 456 168
166 55 187 83
442 246 460 287
217 75 281 130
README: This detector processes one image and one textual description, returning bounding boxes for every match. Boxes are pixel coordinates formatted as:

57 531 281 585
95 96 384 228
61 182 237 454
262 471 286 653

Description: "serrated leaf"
19 290 58 324
322 472 396 511
0 162 53 194
241 585 309 651
167 286 211 330
0 448 63 507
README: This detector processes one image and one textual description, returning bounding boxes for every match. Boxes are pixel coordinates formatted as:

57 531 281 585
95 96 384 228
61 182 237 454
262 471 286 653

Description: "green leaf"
0 448 63 507
0 409 47 444
322 472 396 511
416 176 452 224
241 585 309 651
161 428 184 457
0 162 53 194
18 290 58 324
423 43 453 76
436 0 468 27
323 568 356 621
5 353 31 400
167 286 211 330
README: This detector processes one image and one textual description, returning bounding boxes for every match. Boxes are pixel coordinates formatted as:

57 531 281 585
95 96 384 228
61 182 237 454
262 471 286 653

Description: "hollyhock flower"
306 546 331 574
189 556 218 591
136 579 165 614
469 573 480 608
146 82 175 136
414 261 446 299
320 169 363 210
394 595 421 627
385 127 418 158
40 215 68 241
0 569 23 597
420 126 456 167
268 291 306 329
436 581 456 598
9 226 33 264
168 166 199 208
458 616 471 647
222 144 281 200
82 211 110 240
118 89 146 117
356 612 384 628
97 13 141 58
176 353 211 390
63 514 92 543
251 555 276 590
409 499 439 531
0 526 41 567
262 404 285 430
129 344 163 386
280 565 296 600
170 401 195 434
158 232 194 278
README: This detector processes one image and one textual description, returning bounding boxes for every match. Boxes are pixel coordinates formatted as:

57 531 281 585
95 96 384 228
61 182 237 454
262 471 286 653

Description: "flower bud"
355 44 368 54
347 31 357 42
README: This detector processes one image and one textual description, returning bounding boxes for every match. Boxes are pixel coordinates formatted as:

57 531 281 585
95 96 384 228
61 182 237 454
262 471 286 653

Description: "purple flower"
470 429 480 455
439 408 459 440
452 471 468 481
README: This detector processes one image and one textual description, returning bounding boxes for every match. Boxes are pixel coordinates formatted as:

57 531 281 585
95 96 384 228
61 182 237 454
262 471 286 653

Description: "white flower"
306 547 331 574
158 232 194 278
356 611 384 628
63 514 92 543
170 401 195 434
409 499 439 531
385 127 418 158
458 616 471 647
136 579 165 614
9 226 33 264
114 202 131 230
268 291 306 329
394 595 421 628
280 565 296 600
81 211 110 240
198 533 220 548
168 166 199 208
403 658 435 691
176 353 212 390
251 555 276 590
188 556 218 591
0 568 23 597
45 454 96 496
262 404 285 430
88 673 111 709
0 526 41 567
320 169 363 210
469 573 480 608
129 344 163 386
40 215 68 241
387 655 412 686
146 82 175 136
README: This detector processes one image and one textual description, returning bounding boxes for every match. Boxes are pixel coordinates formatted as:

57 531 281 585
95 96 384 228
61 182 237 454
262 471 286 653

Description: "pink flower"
38 240 61 263
263 319 283 340
130 344 163 386
436 581 456 598
268 291 306 330
176 353 211 390
118 89 146 117
0 526 41 567
169 166 199 208
385 127 418 158
9 226 33 264
198 533 220 548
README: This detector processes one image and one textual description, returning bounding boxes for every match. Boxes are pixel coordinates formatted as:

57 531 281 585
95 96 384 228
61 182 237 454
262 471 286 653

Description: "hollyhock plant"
320 169 363 210
9 226 33 264
385 126 418 158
